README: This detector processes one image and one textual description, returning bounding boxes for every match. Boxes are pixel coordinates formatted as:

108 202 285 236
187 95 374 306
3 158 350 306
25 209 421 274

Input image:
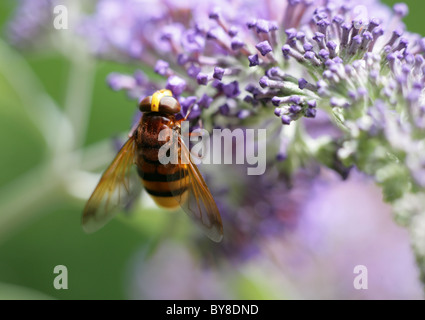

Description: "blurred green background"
0 0 160 300
0 0 424 300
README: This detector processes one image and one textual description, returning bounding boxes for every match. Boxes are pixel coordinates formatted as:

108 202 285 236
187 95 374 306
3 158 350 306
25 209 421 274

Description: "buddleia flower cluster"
83 0 425 278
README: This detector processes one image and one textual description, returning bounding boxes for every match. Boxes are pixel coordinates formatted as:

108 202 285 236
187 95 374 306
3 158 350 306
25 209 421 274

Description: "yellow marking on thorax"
151 89 173 112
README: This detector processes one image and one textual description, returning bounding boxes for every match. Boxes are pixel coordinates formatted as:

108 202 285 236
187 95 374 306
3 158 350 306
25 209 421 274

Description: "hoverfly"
82 89 223 242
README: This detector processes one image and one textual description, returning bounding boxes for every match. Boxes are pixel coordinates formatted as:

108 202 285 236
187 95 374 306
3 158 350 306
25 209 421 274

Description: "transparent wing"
169 135 223 242
82 136 141 233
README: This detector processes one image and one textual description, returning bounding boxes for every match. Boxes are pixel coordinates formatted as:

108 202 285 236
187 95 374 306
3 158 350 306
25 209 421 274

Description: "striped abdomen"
135 114 189 208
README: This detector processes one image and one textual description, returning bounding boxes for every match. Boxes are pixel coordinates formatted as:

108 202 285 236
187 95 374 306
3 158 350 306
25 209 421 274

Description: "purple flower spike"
256 41 273 56
65 0 425 272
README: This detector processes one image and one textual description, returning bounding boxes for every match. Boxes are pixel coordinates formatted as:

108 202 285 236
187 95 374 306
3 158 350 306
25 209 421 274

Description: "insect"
82 89 223 242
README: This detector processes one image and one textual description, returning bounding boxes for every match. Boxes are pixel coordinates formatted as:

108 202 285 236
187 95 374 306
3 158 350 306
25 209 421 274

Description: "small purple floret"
166 76 186 95
196 73 209 85
213 67 225 80
281 115 292 125
248 54 259 67
256 40 273 56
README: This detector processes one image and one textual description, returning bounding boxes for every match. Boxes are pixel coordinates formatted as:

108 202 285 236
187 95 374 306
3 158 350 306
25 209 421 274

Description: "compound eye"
139 96 152 113
159 96 181 114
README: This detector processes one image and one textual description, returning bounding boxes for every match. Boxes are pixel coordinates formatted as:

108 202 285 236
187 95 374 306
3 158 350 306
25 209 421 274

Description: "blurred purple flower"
260 168 424 299
8 0 58 48
129 241 233 299
128 169 423 299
